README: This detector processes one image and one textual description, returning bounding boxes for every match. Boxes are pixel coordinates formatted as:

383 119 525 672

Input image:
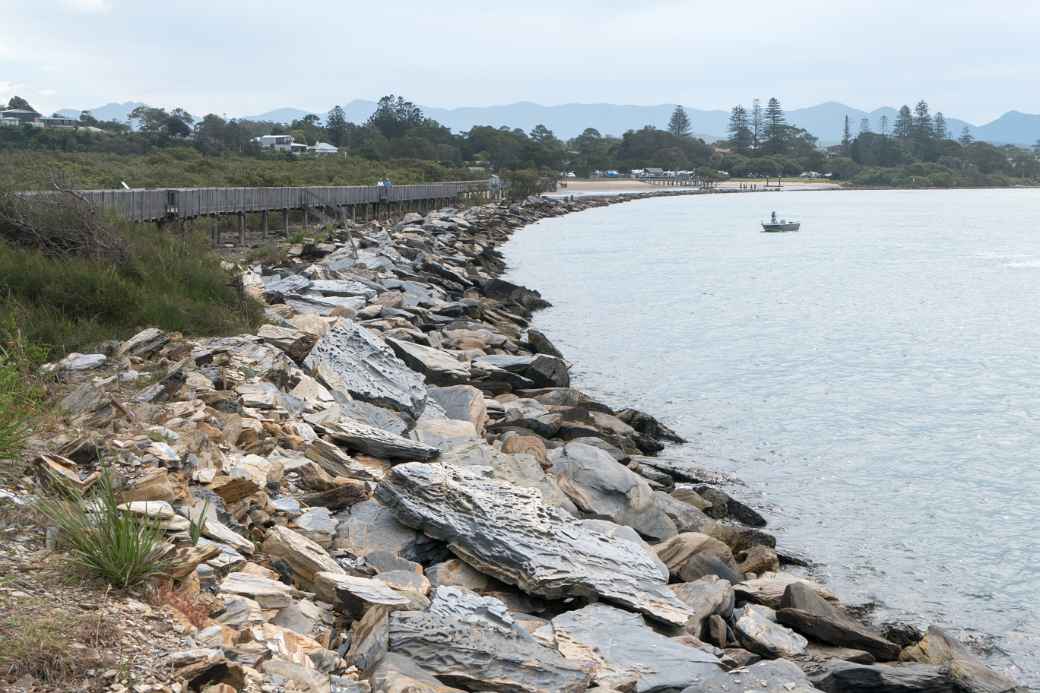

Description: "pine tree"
326 105 348 146
893 106 913 139
913 100 933 140
959 127 975 146
764 98 786 154
880 114 889 137
842 115 852 152
751 98 763 150
727 105 753 153
859 118 871 134
667 105 691 138
934 112 947 140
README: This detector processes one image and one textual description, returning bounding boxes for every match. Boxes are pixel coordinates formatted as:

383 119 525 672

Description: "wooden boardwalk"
64 179 496 223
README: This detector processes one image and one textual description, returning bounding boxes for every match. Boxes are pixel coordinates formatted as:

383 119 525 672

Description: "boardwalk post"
238 212 245 246
262 211 269 241
282 208 289 237
304 206 310 230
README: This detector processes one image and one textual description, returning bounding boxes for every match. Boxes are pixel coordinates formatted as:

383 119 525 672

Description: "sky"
2 0 1038 124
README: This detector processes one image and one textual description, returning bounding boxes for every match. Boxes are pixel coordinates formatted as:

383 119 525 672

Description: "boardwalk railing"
38 179 496 223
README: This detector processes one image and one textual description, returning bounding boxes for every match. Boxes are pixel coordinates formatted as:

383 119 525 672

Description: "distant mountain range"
56 100 1040 147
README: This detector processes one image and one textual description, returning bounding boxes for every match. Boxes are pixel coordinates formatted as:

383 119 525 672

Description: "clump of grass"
246 242 289 266
188 497 209 546
0 600 109 684
38 471 171 588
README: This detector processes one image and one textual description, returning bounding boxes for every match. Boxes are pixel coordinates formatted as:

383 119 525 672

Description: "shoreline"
5 191 1023 690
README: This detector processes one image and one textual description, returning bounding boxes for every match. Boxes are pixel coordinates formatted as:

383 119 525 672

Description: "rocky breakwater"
10 194 1024 692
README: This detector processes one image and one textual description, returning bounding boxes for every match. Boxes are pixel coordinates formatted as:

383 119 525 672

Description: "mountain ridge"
54 100 1040 146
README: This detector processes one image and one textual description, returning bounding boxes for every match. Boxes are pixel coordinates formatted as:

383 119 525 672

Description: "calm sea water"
503 188 1040 685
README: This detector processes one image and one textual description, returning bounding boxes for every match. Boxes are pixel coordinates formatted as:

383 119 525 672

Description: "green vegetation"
0 325 47 462
0 194 264 360
721 98 1040 187
38 471 171 588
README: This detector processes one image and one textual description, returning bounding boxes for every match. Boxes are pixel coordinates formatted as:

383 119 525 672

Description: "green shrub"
0 324 47 461
0 223 264 360
38 471 170 588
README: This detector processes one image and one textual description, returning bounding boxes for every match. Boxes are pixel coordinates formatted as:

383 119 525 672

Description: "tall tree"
842 115 852 152
893 105 913 139
5 95 35 112
912 100 933 140
764 97 786 154
368 95 423 139
751 98 763 150
667 105 692 138
934 112 947 140
959 127 975 146
880 114 889 137
326 105 348 146
859 117 871 134
727 105 752 153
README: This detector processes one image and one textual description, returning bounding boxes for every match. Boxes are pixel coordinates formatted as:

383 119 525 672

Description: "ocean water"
502 188 1040 685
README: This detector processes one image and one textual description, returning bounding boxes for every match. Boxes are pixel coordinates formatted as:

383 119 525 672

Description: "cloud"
63 0 113 14
0 81 25 100
38 88 58 97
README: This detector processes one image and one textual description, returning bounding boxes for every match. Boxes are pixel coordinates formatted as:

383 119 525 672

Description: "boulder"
777 582 901 661
426 558 496 593
321 416 439 462
313 571 419 619
262 525 344 589
899 626 1024 693
732 605 808 659
526 328 563 358
386 338 471 386
387 587 592 693
303 319 427 418
682 659 818 693
291 507 338 548
695 485 767 527
631 455 731 485
653 491 717 534
219 571 295 609
376 463 691 626
369 653 466 693
257 324 318 362
550 442 676 541
655 533 736 581
334 499 442 563
735 572 836 609
548 603 720 692
738 544 780 575
811 660 957 693
475 354 570 388
616 408 686 443
427 385 487 434
671 576 735 637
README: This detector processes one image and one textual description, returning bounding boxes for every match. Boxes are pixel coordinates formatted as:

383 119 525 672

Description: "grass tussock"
0 198 264 361
38 471 171 588
0 600 111 684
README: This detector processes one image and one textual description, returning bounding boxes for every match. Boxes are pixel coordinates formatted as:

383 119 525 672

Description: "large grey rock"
262 525 344 589
735 572 837 609
309 279 378 300
386 338 470 386
632 455 732 485
733 605 808 659
682 659 817 693
321 416 439 462
376 463 692 626
777 582 901 661
387 587 592 693
548 603 720 693
304 319 427 418
333 499 442 563
550 442 677 541
901 626 1024 693
655 533 736 581
671 576 735 637
695 485 767 527
474 354 570 388
811 660 957 693
427 385 487 434
369 653 466 693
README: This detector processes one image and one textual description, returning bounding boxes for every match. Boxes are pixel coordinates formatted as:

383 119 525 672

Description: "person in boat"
771 211 777 224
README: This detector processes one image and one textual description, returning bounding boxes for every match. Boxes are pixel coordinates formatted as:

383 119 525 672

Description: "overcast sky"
2 0 1037 124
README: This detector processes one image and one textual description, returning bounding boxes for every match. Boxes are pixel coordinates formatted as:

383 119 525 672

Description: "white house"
252 134 296 152
308 142 338 156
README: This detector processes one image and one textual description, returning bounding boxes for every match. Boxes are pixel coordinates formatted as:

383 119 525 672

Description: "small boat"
761 212 800 232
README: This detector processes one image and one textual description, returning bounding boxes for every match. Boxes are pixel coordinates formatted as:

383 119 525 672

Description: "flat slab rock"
811 660 958 693
376 462 692 626
304 319 427 418
387 587 592 693
682 659 818 693
547 603 721 692
386 337 471 386
321 415 439 462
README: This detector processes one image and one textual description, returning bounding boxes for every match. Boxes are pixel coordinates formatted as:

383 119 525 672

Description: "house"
0 108 43 127
252 134 296 152
41 115 79 129
308 141 338 156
